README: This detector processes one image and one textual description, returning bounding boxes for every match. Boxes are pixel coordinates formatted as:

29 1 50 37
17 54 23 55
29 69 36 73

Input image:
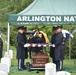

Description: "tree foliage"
0 0 76 59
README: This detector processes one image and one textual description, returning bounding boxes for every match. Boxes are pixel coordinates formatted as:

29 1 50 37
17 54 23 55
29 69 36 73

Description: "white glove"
24 43 30 47
52 44 55 47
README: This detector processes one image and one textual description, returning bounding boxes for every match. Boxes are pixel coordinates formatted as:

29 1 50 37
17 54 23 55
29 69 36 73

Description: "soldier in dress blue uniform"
32 31 43 53
50 26 65 71
50 26 57 63
0 37 3 59
28 34 33 58
17 26 28 71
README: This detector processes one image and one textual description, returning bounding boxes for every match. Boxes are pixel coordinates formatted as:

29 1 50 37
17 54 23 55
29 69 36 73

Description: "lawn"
9 58 76 75
7 45 76 75
2 42 76 75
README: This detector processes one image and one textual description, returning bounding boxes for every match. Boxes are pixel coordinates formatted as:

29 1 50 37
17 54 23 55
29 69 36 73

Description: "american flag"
24 43 55 47
62 30 74 39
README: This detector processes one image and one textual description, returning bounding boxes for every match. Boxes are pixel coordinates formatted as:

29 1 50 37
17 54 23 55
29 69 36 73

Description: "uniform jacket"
51 32 64 61
17 32 28 59
32 36 43 52
50 34 56 58
0 38 3 58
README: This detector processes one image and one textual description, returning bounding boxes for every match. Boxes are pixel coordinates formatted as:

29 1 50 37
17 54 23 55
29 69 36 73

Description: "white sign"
17 16 76 22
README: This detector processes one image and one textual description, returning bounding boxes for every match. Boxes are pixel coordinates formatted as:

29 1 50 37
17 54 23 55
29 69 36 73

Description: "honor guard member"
56 26 65 70
51 25 64 71
32 31 43 53
17 26 28 71
50 26 57 63
0 37 3 59
28 33 33 59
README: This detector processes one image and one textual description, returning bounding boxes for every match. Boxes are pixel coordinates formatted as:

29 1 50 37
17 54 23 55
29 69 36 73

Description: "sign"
8 14 76 25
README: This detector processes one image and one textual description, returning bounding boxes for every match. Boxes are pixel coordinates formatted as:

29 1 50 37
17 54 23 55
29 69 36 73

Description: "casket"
32 52 49 68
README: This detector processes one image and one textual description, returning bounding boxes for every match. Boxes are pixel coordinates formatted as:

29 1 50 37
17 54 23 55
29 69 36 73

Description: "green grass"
2 37 76 75
9 58 76 75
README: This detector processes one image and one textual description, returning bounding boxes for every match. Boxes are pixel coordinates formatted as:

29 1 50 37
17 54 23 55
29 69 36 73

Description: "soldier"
28 33 33 59
50 26 57 63
17 26 28 71
32 31 43 53
0 37 3 59
51 26 64 71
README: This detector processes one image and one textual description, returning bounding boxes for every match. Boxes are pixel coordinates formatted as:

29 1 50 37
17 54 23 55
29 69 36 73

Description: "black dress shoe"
59 69 62 71
23 67 26 70
18 69 23 71
57 68 60 71
23 66 26 70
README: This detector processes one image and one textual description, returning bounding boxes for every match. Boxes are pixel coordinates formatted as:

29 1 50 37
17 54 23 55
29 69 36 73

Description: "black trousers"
55 60 60 70
18 59 24 70
60 60 63 70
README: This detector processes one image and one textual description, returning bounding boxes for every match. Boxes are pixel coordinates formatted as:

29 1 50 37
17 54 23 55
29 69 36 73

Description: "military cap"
57 25 63 29
52 25 63 31
17 26 25 30
52 26 58 31
24 27 27 30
